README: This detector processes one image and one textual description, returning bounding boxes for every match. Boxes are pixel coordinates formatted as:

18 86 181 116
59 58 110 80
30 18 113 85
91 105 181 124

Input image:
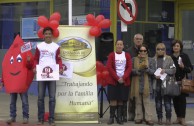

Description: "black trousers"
173 93 186 118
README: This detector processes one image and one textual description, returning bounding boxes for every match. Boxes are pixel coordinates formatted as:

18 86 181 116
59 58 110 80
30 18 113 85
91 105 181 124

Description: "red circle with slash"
117 0 138 24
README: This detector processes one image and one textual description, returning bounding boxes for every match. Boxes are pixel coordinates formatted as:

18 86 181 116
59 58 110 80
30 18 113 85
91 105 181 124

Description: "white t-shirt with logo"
115 51 126 78
37 42 59 65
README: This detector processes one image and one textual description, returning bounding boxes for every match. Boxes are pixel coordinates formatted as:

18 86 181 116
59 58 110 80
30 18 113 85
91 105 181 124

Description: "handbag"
181 76 194 93
163 77 181 96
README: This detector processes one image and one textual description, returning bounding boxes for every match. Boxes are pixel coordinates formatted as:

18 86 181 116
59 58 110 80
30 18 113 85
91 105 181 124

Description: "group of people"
106 33 193 126
0 28 192 126
0 27 63 126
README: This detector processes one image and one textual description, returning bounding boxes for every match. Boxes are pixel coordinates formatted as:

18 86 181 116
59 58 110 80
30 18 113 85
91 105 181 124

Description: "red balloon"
37 28 44 38
49 20 59 29
50 12 61 21
97 71 102 84
89 26 101 36
86 14 96 24
96 29 102 37
37 16 49 28
101 70 109 79
53 29 59 37
101 79 108 87
98 19 111 28
96 61 104 72
88 21 98 26
95 15 105 23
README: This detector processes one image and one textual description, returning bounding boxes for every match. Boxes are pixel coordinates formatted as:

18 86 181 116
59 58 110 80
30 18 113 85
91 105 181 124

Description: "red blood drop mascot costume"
2 35 34 93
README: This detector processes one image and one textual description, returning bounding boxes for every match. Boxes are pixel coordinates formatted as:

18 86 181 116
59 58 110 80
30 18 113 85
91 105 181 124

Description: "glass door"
178 4 194 64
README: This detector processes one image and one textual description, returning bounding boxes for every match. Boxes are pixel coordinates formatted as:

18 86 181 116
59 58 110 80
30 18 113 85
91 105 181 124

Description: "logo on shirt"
40 50 54 58
115 60 125 64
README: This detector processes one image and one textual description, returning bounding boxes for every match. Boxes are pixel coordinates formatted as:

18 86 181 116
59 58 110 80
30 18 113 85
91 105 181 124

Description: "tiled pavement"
0 93 194 126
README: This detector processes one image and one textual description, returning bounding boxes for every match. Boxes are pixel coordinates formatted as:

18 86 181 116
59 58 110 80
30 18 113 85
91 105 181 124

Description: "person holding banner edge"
33 27 63 126
106 40 132 125
170 40 193 126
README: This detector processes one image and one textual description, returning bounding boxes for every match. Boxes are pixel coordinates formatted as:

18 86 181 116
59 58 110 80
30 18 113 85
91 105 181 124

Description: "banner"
54 26 98 123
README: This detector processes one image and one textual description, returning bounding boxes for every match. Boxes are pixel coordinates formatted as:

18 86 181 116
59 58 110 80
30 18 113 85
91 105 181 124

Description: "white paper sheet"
60 62 73 79
36 64 59 81
154 68 167 80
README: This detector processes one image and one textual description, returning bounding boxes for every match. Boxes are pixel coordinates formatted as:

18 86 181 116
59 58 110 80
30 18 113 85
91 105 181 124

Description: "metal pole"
99 86 103 118
68 0 72 26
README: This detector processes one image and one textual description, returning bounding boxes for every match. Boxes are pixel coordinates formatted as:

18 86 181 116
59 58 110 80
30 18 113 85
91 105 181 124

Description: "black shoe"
158 118 163 125
107 118 114 125
37 119 44 125
166 119 171 125
117 105 124 125
122 102 127 123
6 117 16 124
23 118 29 124
128 115 135 121
107 106 116 125
135 120 143 124
49 119 55 126
146 120 154 125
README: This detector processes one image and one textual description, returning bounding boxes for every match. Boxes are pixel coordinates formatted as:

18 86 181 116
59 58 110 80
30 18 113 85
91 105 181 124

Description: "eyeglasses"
157 48 165 51
139 50 147 52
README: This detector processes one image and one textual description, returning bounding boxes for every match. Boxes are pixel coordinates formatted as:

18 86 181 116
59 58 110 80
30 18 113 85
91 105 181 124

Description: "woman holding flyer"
152 43 176 125
171 40 193 126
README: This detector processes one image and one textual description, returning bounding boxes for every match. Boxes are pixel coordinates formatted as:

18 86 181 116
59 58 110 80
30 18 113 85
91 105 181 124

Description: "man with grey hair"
128 33 144 57
125 33 144 122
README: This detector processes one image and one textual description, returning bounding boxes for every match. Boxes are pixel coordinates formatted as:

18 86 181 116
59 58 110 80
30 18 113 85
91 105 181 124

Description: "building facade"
0 0 194 71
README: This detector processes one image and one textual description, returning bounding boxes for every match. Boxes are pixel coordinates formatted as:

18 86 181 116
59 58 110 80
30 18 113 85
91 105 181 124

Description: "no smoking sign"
117 0 138 24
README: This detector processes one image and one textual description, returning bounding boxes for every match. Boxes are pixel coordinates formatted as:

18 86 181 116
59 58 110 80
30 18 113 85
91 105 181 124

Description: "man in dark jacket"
125 33 144 121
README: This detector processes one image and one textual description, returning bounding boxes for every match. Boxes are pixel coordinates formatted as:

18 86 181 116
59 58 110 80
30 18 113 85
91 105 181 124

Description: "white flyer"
60 62 73 79
178 57 182 65
154 68 167 80
36 64 59 81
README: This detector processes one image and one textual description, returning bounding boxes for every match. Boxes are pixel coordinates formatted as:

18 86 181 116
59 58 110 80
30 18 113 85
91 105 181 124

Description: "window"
148 0 174 22
53 0 109 25
120 0 175 57
0 1 50 49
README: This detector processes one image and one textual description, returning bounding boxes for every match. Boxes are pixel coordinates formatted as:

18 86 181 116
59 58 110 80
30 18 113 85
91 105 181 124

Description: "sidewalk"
0 92 194 126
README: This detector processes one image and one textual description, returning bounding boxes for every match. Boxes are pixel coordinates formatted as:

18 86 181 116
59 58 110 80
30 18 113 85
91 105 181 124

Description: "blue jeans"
38 81 56 121
155 91 172 119
10 92 29 119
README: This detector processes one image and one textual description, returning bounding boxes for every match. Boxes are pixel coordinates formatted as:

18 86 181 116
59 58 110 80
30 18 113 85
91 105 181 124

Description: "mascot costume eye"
2 35 34 93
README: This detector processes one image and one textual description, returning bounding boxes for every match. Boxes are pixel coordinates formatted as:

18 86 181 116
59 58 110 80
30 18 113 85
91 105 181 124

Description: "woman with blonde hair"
153 43 176 125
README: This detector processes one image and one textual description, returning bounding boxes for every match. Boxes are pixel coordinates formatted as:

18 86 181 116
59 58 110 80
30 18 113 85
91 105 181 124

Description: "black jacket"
171 52 193 81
